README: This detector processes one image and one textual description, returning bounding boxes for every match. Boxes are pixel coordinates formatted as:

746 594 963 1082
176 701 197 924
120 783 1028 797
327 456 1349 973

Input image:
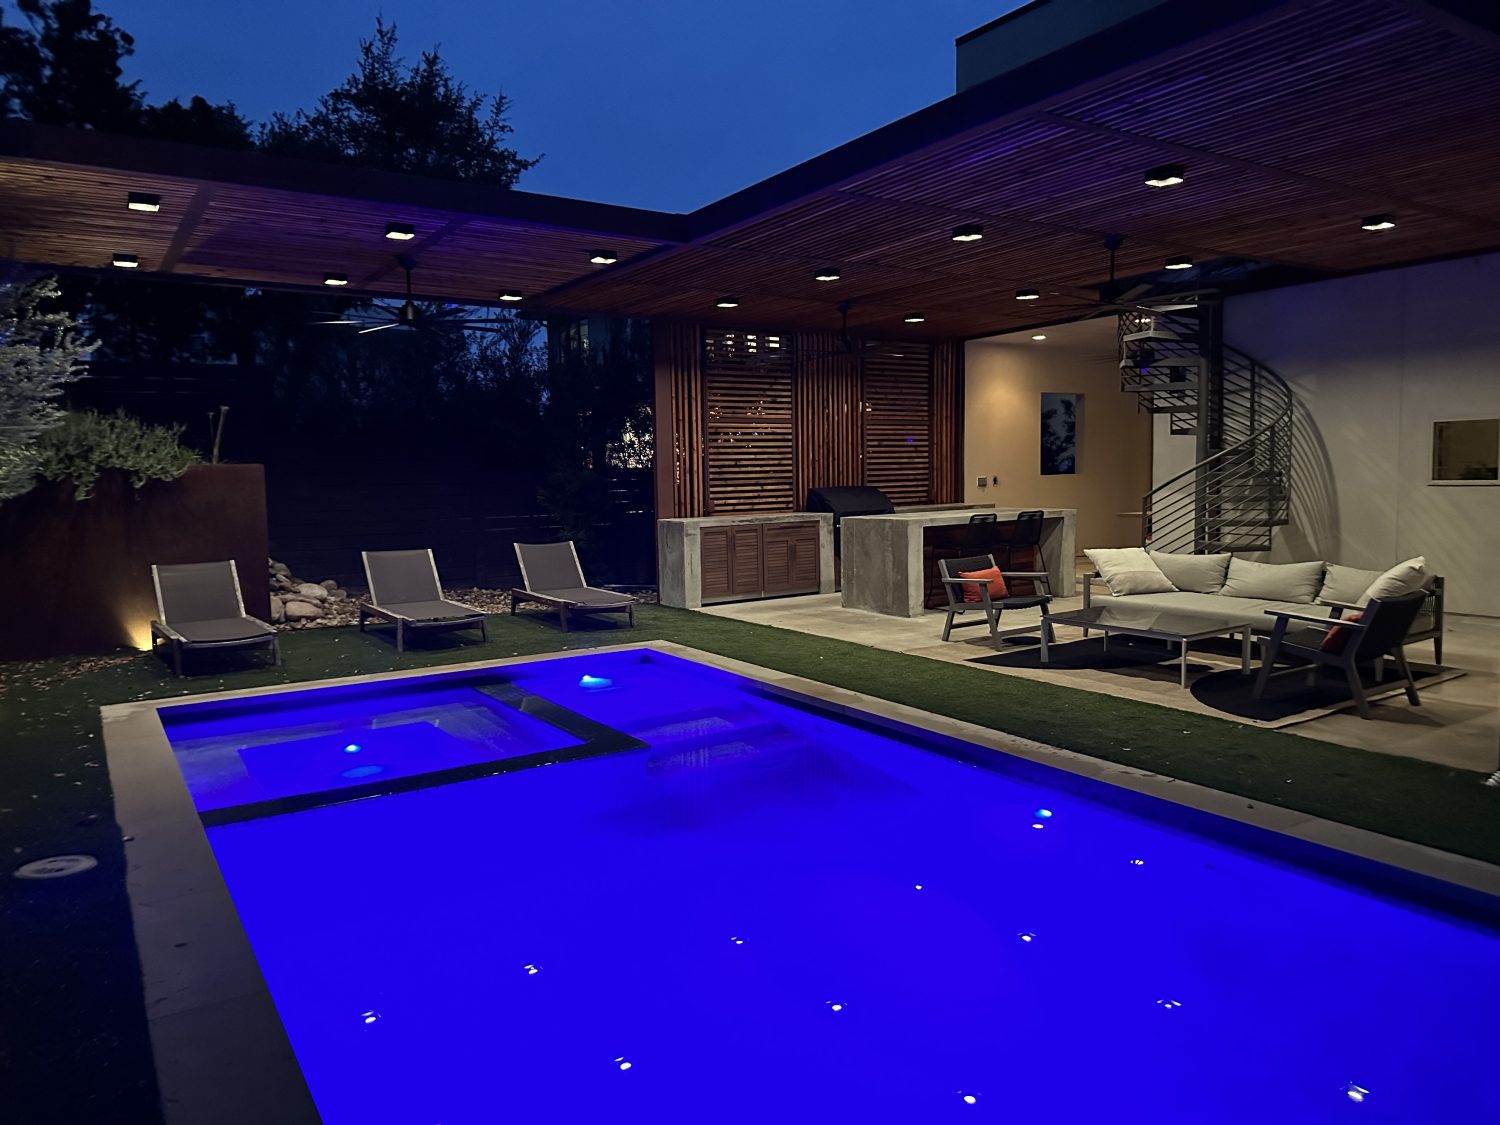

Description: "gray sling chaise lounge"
359 549 487 653
511 541 636 632
150 560 279 676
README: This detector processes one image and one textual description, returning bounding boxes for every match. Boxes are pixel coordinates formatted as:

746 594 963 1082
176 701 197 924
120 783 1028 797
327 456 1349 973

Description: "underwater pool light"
343 743 361 753
579 674 613 689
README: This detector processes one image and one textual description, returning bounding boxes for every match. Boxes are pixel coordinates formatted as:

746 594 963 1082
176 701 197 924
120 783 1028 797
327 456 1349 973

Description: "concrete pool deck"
102 641 1500 1121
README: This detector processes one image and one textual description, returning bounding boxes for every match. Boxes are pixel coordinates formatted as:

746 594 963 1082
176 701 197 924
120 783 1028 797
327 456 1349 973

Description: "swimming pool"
152 647 1500 1123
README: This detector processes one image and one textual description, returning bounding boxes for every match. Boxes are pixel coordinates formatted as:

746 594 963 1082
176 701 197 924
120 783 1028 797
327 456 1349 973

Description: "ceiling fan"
1075 235 1219 319
799 300 916 362
311 255 518 335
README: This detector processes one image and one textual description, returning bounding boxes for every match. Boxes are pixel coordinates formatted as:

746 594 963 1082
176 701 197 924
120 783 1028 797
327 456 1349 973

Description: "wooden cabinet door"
728 526 764 597
700 527 734 602
763 522 820 596
700 525 765 603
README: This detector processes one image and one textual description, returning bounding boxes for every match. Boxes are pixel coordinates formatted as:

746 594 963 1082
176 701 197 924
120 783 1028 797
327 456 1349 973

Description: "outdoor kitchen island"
840 507 1077 617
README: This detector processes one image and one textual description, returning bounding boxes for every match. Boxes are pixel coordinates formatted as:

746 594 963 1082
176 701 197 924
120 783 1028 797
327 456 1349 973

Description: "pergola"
2 0 1497 343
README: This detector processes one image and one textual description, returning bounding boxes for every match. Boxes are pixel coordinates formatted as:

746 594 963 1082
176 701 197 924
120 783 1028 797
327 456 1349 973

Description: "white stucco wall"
1222 252 1500 616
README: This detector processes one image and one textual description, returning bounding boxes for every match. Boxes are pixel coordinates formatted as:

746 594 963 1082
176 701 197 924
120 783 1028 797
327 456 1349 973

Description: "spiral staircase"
1119 300 1294 554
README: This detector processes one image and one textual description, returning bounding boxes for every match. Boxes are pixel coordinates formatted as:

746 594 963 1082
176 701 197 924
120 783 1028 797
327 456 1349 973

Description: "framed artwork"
1431 418 1499 484
1040 392 1079 475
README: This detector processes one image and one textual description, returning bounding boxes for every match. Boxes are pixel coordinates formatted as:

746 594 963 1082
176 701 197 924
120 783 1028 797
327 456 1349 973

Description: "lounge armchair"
150 560 278 676
511 541 636 632
359 549 487 653
1252 590 1426 719
937 553 1054 654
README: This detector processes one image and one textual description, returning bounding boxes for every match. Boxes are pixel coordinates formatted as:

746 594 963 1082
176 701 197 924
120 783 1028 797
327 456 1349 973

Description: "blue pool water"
161 651 1500 1123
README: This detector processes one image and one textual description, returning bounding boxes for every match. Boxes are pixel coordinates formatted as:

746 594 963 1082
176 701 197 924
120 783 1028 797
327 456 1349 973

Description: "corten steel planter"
0 464 270 660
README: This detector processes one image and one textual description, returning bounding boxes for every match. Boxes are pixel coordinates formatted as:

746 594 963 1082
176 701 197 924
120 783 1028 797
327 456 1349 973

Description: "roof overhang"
1 0 1498 338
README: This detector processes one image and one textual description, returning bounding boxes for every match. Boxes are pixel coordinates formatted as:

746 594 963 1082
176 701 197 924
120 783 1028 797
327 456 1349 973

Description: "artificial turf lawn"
3 603 1497 1123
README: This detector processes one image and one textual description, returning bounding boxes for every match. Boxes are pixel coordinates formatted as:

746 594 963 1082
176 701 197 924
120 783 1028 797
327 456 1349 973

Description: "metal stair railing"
1123 306 1294 555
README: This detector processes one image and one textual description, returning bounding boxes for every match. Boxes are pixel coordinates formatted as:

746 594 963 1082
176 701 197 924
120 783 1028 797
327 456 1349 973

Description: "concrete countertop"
657 512 833 528
845 507 1074 525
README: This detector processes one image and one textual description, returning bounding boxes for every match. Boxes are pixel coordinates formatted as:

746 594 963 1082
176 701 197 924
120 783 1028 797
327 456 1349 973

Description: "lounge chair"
1252 590 1426 719
511 541 636 632
150 560 279 676
359 549 487 653
937 553 1054 653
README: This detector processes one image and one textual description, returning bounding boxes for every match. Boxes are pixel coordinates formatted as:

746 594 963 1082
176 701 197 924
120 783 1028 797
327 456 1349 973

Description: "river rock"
294 583 329 600
269 595 286 623
284 599 323 620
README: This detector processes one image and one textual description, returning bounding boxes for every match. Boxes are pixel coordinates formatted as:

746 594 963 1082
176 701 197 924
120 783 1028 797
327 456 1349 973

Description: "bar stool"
995 510 1043 589
926 513 998 607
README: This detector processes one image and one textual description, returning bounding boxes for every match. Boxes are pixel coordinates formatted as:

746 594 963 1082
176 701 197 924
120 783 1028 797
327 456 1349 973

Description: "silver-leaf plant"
0 275 94 501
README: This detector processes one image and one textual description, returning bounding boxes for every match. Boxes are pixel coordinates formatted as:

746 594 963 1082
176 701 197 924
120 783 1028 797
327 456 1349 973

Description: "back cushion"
1086 547 1177 596
1319 563 1384 606
1220 557 1325 603
1148 551 1231 594
1362 556 1428 602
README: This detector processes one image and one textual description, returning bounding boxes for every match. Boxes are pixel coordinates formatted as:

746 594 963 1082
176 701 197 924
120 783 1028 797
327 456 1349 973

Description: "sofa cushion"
1148 551 1231 593
1220 558 1324 603
1090 590 1334 633
1363 556 1428 603
1085 547 1176 595
1319 563 1384 606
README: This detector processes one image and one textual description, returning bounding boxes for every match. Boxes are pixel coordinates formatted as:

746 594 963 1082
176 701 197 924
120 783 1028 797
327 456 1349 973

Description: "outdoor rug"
967 636 1463 728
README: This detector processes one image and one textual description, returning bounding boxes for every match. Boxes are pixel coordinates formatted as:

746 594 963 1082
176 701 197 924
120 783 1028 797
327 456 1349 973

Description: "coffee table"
1044 604 1254 688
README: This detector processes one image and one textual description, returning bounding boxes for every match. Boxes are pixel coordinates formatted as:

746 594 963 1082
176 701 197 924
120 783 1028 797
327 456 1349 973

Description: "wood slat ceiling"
543 0 1500 338
1 0 1497 337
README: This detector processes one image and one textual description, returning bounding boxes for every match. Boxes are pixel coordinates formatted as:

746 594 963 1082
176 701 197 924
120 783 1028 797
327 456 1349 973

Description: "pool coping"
100 640 1500 1122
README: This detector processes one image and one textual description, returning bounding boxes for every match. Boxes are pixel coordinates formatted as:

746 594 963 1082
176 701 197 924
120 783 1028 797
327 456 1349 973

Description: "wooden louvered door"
762 521 820 596
699 524 765 603
702 330 795 514
862 344 933 506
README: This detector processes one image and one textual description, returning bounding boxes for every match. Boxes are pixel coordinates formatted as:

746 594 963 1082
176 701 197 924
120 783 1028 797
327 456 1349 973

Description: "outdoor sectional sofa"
1081 549 1444 663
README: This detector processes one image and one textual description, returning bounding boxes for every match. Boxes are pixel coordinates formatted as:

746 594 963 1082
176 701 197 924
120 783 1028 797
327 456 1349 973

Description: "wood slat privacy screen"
702 330 796 513
655 323 961 517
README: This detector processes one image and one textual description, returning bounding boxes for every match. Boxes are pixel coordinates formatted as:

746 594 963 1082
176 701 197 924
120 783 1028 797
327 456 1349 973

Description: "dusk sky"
88 1 1017 211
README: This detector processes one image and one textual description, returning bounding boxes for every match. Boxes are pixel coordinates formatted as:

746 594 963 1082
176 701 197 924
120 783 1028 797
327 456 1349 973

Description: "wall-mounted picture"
1040 392 1079 475
1431 418 1499 483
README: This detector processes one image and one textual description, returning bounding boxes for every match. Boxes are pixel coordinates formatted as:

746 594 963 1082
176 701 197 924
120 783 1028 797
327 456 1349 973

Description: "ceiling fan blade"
358 321 401 335
1115 283 1152 304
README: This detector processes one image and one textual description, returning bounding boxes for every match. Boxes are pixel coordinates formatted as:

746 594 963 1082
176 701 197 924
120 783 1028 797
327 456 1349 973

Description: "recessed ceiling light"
1164 255 1194 270
498 290 523 302
1361 214 1396 231
1015 288 1040 300
384 222 415 241
126 192 161 213
814 267 841 282
951 224 984 242
715 297 739 308
590 250 618 264
1032 334 1047 340
323 273 349 286
903 312 926 323
111 252 139 268
1143 163 1186 188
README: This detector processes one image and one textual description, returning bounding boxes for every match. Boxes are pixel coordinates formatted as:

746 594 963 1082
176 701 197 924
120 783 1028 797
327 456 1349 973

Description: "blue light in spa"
579 674 613 689
1034 808 1053 819
343 743 361 753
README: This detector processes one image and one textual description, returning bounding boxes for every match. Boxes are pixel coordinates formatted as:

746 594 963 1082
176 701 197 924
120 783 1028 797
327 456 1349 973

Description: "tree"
0 0 141 130
0 274 94 500
260 19 540 186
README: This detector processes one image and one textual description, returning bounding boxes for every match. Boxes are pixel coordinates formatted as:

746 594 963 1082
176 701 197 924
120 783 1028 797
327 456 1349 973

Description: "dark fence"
266 465 656 589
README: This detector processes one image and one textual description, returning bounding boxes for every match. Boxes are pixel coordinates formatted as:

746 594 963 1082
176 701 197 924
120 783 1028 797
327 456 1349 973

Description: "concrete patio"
700 575 1500 774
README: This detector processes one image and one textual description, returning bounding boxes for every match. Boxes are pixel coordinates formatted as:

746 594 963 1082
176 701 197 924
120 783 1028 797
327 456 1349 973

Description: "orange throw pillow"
1320 610 1363 653
958 566 1008 603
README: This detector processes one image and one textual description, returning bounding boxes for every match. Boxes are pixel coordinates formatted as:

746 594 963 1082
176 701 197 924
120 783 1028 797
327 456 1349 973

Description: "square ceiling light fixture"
1143 164 1186 187
951 224 984 242
590 249 618 264
384 222 416 240
126 192 161 212
111 252 140 268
